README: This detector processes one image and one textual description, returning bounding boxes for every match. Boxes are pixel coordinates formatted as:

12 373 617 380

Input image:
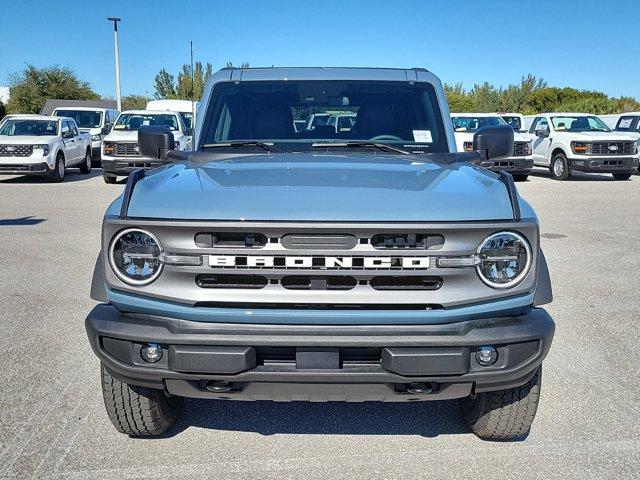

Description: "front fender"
533 248 553 306
90 249 107 302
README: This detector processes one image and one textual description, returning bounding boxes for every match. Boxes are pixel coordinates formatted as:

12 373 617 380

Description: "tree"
226 62 250 69
6 64 99 114
121 94 150 111
153 62 213 100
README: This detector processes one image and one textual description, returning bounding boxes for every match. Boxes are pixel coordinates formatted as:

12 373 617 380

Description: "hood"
125 152 516 222
0 135 55 144
79 127 101 135
567 131 640 142
103 130 138 142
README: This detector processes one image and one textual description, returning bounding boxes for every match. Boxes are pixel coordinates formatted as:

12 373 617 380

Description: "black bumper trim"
0 162 50 175
86 304 554 400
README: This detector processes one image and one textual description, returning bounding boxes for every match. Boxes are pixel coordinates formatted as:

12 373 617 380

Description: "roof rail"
119 168 146 219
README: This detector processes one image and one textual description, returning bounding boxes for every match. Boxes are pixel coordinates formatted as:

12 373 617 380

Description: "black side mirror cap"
138 125 175 159
472 125 514 159
184 128 193 137
101 126 111 135
535 127 550 137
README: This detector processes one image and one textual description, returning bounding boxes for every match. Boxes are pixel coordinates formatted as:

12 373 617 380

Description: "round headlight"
109 229 163 285
476 231 531 288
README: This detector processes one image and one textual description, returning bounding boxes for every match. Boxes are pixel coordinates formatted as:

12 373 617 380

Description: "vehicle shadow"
0 216 46 226
0 169 102 184
530 168 631 182
163 398 471 438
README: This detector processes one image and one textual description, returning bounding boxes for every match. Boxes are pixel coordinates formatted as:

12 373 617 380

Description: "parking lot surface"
0 169 639 479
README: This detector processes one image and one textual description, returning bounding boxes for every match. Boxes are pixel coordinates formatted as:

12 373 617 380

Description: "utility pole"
107 17 122 111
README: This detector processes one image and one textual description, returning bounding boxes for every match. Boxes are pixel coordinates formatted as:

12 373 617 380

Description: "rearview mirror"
472 125 514 159
138 125 175 159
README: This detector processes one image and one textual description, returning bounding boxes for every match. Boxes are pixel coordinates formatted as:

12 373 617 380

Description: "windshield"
452 116 506 132
500 116 522 131
201 80 449 153
0 119 58 136
54 110 102 128
551 116 610 132
179 112 193 130
114 113 180 131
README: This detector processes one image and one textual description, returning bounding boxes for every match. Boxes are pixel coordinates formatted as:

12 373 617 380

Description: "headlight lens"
109 229 163 285
571 142 590 155
91 134 103 141
103 142 115 155
33 144 51 155
476 231 531 288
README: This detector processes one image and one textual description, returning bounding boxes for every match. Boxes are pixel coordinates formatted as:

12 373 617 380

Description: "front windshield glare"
202 80 448 153
452 116 506 132
551 116 610 132
0 120 58 136
55 110 102 128
114 113 179 131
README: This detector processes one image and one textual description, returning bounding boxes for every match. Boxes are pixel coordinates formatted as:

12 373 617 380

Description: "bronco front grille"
0 145 33 157
590 142 633 155
113 143 140 156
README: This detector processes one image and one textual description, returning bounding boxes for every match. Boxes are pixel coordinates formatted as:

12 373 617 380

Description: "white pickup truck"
0 114 92 182
451 113 533 181
525 112 640 180
101 110 192 183
497 113 527 133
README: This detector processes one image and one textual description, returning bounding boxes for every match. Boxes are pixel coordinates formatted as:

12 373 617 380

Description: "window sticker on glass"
618 118 633 129
413 130 433 143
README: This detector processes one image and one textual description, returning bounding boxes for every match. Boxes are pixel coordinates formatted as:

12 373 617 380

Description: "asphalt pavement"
0 168 638 479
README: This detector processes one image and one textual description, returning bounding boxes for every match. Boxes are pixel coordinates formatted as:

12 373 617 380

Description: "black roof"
40 99 117 115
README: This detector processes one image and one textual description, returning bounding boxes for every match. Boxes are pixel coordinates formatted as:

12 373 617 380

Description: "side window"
70 121 79 136
61 121 70 138
616 116 635 131
213 103 232 141
531 117 548 133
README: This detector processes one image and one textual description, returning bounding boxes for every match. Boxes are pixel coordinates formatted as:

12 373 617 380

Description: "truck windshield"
114 113 180 131
500 116 522 131
0 119 58 136
54 110 102 128
551 116 610 132
452 116 506 132
201 80 449 153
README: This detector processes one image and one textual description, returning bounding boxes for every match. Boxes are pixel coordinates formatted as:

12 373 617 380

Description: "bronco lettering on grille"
208 255 430 269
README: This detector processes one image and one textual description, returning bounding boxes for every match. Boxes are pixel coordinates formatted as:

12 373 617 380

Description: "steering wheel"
369 135 403 142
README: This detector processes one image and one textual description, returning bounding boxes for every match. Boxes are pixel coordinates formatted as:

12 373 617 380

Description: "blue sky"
1 0 639 99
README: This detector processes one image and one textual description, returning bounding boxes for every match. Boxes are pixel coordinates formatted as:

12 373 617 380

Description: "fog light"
141 343 163 363
475 346 498 366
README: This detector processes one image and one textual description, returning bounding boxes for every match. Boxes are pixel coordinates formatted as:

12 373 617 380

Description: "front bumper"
569 156 638 173
86 304 554 402
101 158 169 176
475 156 533 175
0 161 51 176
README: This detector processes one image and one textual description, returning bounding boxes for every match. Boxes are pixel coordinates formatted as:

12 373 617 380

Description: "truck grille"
114 143 140 156
513 142 530 156
0 145 33 157
590 142 633 155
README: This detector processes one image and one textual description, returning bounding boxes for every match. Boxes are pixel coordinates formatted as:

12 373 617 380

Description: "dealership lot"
0 169 638 479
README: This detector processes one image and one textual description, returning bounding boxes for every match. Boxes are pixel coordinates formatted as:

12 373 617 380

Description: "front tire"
103 172 117 184
101 364 183 437
49 153 65 182
79 149 92 174
612 173 631 181
550 153 570 180
459 366 542 440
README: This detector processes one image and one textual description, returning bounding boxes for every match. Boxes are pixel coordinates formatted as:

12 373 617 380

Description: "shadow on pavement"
0 169 103 184
530 168 633 182
163 398 470 438
0 216 46 226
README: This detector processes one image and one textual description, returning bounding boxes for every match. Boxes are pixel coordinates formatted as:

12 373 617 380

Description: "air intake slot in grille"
196 274 267 289
590 142 633 155
372 233 444 250
195 232 267 248
281 276 357 291
114 143 140 156
281 234 358 250
370 276 443 291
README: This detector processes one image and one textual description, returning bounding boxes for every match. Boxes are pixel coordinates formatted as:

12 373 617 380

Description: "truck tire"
612 173 631 181
49 153 65 182
459 366 542 440
512 174 529 182
550 153 570 180
100 364 183 437
79 148 92 174
103 172 117 184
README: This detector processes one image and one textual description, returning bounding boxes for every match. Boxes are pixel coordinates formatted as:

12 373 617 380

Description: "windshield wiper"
201 141 277 153
312 141 411 155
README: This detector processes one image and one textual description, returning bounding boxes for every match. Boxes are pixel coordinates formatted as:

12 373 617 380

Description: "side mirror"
101 125 111 135
472 125 514 159
138 125 175 159
62 130 73 139
184 128 193 137
535 125 550 137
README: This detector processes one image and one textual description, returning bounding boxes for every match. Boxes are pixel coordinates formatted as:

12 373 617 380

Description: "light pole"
107 17 122 111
